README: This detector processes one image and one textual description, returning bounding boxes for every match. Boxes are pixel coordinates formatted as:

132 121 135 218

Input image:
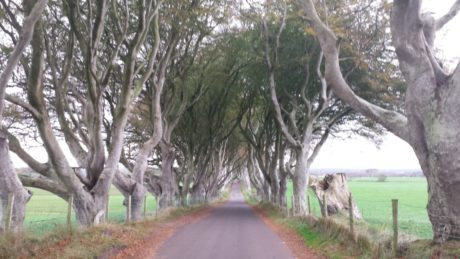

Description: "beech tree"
117 2 230 211
0 0 48 231
238 0 391 214
302 0 460 242
2 0 166 226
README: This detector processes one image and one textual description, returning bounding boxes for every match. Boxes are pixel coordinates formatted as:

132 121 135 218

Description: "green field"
286 177 432 240
24 177 431 240
24 187 157 235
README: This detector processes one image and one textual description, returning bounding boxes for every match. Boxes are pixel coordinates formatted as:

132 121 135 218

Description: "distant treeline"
310 169 423 177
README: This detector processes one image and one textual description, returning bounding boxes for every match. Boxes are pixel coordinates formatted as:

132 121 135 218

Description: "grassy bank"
254 202 460 259
285 177 431 239
254 203 376 258
0 204 209 259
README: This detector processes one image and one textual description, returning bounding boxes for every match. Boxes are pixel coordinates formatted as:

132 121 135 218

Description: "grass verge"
253 202 460 259
0 205 212 259
254 202 376 258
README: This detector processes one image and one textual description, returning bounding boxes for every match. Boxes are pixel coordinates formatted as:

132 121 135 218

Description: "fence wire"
7 191 212 236
280 186 436 242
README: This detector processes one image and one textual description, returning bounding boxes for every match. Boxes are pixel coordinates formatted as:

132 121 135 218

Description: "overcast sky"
311 0 460 170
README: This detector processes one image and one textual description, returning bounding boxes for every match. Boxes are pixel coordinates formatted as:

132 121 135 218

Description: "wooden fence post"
322 193 328 218
105 195 110 222
126 195 132 224
349 194 354 237
67 196 73 231
392 199 398 256
4 193 14 231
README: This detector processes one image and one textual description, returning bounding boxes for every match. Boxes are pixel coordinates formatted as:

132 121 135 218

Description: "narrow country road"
155 185 295 259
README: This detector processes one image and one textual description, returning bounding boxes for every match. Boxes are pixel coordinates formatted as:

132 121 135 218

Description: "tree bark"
158 141 178 209
269 169 279 204
0 136 31 231
72 193 106 226
0 0 48 231
310 174 362 219
391 2 460 242
279 176 287 207
301 0 460 242
292 147 308 215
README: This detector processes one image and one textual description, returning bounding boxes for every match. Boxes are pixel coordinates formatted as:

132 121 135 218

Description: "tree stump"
310 173 362 219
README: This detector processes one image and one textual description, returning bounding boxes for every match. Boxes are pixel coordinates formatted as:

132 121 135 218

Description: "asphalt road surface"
155 185 295 259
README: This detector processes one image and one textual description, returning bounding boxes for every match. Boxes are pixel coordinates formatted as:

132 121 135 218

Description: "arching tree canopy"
1 0 457 244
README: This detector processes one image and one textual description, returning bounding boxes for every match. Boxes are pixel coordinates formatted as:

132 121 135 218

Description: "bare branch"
300 0 409 141
308 109 351 165
436 0 460 30
18 168 69 200
313 50 329 119
5 94 41 118
263 3 300 147
1 129 50 175
0 0 48 120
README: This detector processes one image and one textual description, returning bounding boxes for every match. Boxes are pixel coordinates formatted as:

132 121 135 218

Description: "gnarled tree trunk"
278 173 287 207
159 141 178 209
0 0 48 231
72 193 106 226
0 136 31 231
310 174 361 219
268 163 280 205
302 0 460 242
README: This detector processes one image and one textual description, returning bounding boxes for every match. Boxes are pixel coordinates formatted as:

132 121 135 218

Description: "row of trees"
0 0 458 243
0 0 240 228
0 0 400 226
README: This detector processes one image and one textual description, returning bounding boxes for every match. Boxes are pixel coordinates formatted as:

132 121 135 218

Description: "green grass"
257 203 373 258
1 203 212 259
24 187 157 235
349 177 430 239
286 177 432 240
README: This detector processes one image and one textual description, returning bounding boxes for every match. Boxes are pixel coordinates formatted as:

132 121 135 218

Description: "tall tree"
116 0 230 211
0 0 48 231
240 0 389 214
4 0 165 226
302 0 460 242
